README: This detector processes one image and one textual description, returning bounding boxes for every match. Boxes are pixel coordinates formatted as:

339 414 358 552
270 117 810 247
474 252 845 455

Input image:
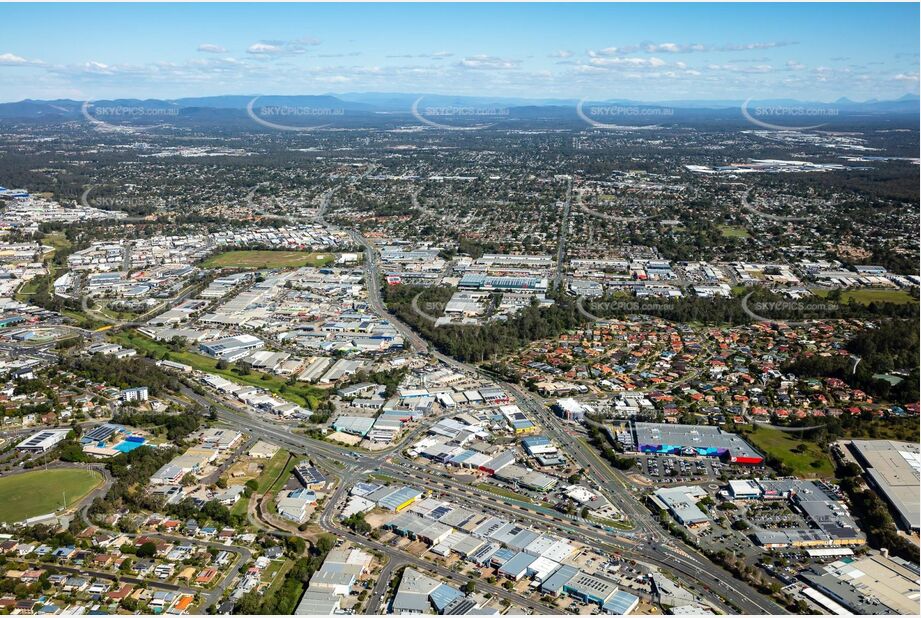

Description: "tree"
315 534 336 555
136 542 157 558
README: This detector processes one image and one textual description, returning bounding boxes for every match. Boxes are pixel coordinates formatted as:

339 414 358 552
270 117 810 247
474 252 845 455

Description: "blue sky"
0 2 917 102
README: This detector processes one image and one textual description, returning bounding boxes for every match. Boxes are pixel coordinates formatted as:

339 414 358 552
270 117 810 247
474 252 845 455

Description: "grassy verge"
43 232 72 254
257 451 292 493
588 516 634 530
112 329 324 409
475 483 533 503
230 496 250 517
269 456 299 493
263 559 293 594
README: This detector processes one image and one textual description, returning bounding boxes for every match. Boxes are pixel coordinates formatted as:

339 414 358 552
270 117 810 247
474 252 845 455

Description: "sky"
0 2 918 103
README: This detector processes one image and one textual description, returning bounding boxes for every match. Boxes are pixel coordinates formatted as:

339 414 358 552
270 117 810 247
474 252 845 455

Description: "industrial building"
198 334 264 362
848 440 920 532
458 273 548 293
630 422 763 464
799 552 919 615
521 435 557 456
16 429 69 453
553 398 586 422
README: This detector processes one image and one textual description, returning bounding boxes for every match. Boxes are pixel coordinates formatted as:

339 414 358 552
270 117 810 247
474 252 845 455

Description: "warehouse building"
799 551 918 615
553 398 586 422
198 334 264 362
847 440 920 532
369 485 423 512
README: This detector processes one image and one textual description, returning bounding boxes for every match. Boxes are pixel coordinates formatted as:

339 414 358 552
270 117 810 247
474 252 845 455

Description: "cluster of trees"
588 292 753 325
233 534 337 615
385 284 586 362
342 367 408 398
342 512 372 534
166 498 242 528
64 355 181 396
308 399 335 424
837 463 917 562
784 318 919 402
111 411 201 442
774 413 920 448
585 424 636 471
89 445 181 516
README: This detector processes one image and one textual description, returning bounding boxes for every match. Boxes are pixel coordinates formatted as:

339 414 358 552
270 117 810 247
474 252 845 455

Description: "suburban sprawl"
0 80 916 618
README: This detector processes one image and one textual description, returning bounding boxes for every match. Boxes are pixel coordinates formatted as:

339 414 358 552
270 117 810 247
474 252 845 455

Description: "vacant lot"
745 425 834 478
202 250 335 269
0 469 104 523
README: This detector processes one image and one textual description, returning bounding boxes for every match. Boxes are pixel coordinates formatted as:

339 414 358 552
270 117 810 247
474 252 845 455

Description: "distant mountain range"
0 93 916 121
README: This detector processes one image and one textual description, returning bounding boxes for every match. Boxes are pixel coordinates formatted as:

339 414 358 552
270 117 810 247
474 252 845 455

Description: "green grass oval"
0 469 104 523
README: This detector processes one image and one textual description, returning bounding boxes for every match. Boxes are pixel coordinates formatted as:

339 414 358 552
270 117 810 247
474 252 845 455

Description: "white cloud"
246 37 320 56
549 50 574 59
0 52 42 66
197 44 227 54
589 56 667 68
786 60 806 70
459 55 520 70
707 63 774 74
386 51 453 59
247 42 285 55
893 73 919 82
590 41 795 57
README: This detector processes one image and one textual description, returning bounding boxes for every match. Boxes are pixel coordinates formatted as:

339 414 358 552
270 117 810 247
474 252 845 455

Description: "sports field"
815 288 917 306
201 250 336 269
718 225 751 239
0 469 104 523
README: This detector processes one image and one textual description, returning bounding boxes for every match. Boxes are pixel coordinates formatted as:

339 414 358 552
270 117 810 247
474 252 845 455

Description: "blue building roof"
541 564 579 594
602 590 639 615
430 584 464 612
